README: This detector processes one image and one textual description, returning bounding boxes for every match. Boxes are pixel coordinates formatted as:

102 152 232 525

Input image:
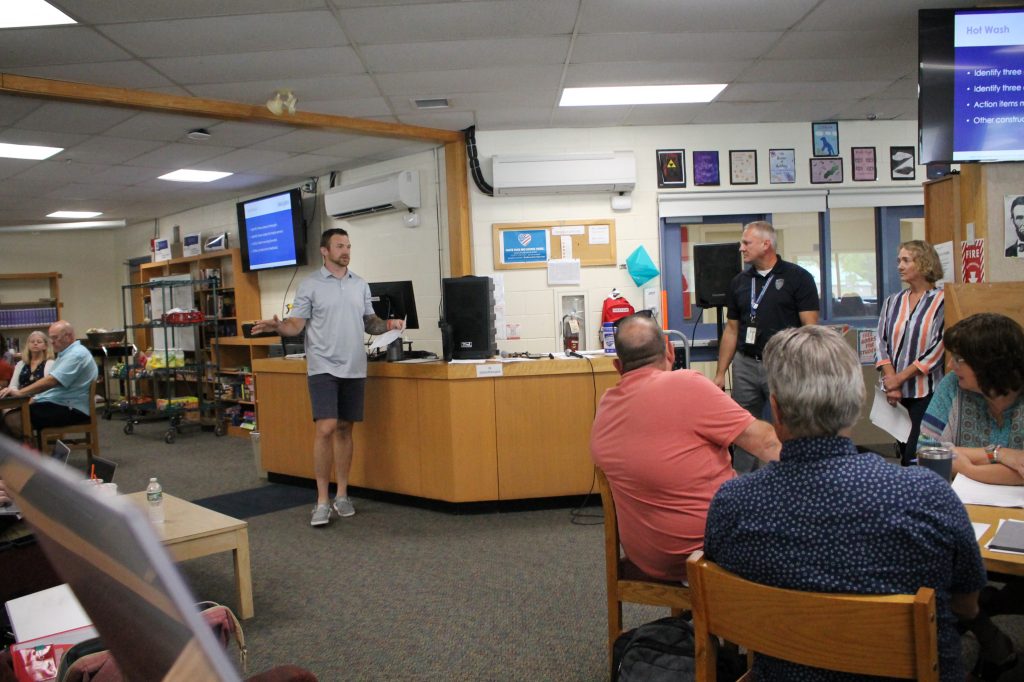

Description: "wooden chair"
596 467 691 672
38 381 100 467
686 550 939 681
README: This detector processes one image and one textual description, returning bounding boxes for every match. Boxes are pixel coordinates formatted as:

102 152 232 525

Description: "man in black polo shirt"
713 221 819 473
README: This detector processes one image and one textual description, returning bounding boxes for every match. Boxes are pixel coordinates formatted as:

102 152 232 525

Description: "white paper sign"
552 225 585 236
589 224 610 244
934 241 954 287
560 235 573 259
476 364 503 377
547 258 581 285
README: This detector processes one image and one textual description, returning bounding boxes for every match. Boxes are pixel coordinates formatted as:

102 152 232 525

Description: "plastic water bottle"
146 477 165 524
602 322 616 354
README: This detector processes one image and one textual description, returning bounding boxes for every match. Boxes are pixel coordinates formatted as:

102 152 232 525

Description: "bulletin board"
492 220 616 270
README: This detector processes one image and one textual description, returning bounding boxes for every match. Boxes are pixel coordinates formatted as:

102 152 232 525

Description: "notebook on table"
989 519 1024 554
0 434 241 681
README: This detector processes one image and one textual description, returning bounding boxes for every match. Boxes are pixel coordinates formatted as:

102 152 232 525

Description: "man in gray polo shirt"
252 228 404 526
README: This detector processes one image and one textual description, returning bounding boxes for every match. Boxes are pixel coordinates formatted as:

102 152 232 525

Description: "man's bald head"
48 320 75 353
613 315 667 374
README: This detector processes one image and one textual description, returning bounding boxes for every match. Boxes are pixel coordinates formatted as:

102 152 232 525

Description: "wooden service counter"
252 356 619 502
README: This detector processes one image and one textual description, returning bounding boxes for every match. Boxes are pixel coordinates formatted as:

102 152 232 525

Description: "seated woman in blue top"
919 312 1024 485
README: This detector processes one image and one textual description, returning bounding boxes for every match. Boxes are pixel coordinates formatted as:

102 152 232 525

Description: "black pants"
899 396 932 467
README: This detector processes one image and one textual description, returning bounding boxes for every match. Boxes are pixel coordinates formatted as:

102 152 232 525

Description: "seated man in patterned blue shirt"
704 326 987 682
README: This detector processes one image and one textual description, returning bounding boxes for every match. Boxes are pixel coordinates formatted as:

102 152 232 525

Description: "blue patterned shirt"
705 436 986 682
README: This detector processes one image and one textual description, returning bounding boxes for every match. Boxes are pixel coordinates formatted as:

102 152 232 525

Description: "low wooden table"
127 491 254 619
0 395 32 443
967 504 1024 577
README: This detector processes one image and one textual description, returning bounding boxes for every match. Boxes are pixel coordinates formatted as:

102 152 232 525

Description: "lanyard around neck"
750 275 774 321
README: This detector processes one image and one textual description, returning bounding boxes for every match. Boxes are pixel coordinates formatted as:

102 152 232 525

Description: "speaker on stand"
693 242 742 342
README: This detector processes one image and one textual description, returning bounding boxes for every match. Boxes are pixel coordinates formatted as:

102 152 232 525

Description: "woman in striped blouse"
875 240 946 465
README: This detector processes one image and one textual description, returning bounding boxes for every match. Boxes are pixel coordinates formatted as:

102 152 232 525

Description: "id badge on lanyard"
748 275 774 345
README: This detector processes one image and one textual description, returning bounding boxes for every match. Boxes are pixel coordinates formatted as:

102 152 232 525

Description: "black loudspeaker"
693 242 742 308
442 276 497 360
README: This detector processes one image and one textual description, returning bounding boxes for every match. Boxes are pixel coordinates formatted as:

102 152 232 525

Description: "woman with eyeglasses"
919 312 1024 485
875 240 947 465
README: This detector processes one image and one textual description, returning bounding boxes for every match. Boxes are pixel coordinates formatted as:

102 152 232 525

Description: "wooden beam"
0 73 461 144
444 139 475 276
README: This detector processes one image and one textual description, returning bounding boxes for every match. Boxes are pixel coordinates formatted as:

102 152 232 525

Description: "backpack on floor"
612 615 696 682
612 615 747 682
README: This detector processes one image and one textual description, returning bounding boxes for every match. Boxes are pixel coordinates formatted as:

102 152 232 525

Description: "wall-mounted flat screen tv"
236 188 307 272
919 6 1024 164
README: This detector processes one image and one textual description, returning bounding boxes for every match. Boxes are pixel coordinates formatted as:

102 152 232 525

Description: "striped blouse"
875 287 945 399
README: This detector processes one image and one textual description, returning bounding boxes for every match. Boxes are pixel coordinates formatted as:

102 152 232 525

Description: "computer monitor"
0 436 241 681
368 281 419 330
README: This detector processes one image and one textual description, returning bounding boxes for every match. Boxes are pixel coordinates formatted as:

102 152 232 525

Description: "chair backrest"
86 380 98 422
595 468 621 582
686 551 938 681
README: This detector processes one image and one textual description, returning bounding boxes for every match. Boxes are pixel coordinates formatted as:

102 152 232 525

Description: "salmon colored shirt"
590 366 754 581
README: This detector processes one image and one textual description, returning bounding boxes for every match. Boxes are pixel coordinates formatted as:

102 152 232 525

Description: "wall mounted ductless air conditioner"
324 170 421 219
491 151 636 196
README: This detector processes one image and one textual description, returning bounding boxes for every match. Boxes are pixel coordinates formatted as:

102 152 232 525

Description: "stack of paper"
951 475 1024 507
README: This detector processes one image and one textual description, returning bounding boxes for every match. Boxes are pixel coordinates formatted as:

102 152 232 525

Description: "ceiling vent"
414 98 450 109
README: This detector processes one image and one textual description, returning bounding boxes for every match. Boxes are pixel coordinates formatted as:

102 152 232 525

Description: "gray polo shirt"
290 266 374 378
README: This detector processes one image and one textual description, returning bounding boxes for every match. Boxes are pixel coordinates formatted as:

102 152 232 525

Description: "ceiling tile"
719 81 894 103
43 182 125 201
564 61 749 86
299 97 394 119
252 129 364 154
337 0 580 43
375 66 562 97
0 98 46 126
123 142 237 169
767 30 916 60
102 113 226 141
394 110 475 131
10 160 112 184
573 32 782 63
197 122 294 148
362 37 569 73
620 103 706 126
740 57 910 83
797 0 967 32
11 102 138 135
62 136 165 164
0 127 90 149
149 47 365 85
474 107 555 129
579 0 820 33
256 153 353 176
193 148 295 173
97 11 348 58
0 27 130 68
53 0 327 23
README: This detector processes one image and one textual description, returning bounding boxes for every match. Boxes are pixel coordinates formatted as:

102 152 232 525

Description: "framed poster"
500 228 549 265
768 148 796 184
729 150 757 185
656 149 686 188
810 157 843 184
890 146 916 180
851 147 876 182
692 150 720 186
812 121 839 157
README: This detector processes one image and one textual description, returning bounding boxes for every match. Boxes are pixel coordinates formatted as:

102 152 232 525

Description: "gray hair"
762 326 864 437
744 221 777 250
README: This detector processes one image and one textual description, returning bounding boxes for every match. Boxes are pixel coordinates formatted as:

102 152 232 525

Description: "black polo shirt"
725 257 819 358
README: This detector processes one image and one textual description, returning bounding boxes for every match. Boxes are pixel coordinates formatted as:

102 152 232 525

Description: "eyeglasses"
612 309 656 329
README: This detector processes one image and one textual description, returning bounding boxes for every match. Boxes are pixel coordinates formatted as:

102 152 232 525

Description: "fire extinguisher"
562 311 582 352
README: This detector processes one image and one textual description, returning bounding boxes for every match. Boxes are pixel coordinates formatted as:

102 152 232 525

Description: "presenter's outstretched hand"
387 319 406 332
251 315 280 335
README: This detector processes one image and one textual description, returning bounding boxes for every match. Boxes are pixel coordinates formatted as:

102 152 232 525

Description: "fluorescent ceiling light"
559 84 727 107
0 0 76 28
47 211 102 219
0 142 63 160
158 169 233 183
